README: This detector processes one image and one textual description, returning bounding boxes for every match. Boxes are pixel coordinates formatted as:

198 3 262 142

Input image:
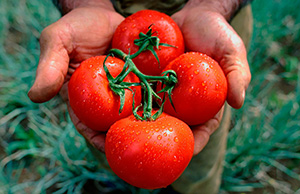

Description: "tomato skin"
112 10 185 76
105 112 194 189
68 56 141 131
160 52 227 126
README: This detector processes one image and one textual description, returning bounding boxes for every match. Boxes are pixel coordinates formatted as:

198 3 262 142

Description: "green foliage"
0 0 300 193
222 0 300 192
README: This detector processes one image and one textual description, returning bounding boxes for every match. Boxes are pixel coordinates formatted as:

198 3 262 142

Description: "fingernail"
240 89 245 107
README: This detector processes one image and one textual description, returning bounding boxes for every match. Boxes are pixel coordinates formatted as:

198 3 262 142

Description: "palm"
56 7 124 98
59 7 123 64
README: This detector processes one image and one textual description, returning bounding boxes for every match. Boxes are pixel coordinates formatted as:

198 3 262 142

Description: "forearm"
53 0 114 14
185 0 252 20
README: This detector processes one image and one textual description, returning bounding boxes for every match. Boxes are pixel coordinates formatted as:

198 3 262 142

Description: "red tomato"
112 10 184 76
105 111 194 189
68 56 141 131
160 52 227 126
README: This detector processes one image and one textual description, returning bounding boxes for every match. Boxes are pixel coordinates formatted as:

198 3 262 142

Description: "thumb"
28 23 71 103
219 50 251 109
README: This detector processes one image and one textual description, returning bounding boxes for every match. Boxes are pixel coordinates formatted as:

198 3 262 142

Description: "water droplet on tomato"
157 135 162 140
173 155 177 162
126 43 131 48
174 136 179 142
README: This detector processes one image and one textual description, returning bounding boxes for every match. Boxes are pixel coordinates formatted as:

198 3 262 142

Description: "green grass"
0 0 300 193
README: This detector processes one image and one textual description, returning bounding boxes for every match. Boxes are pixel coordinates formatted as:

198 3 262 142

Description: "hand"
28 2 124 152
172 1 251 155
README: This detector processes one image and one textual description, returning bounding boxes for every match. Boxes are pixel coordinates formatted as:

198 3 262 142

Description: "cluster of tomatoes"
68 10 227 189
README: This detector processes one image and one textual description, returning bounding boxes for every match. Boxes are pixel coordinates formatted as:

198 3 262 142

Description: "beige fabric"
231 5 253 50
172 103 231 194
111 0 187 16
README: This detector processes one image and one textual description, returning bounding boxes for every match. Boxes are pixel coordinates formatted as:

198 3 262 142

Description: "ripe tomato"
112 10 184 76
160 52 227 126
68 56 141 131
105 111 194 189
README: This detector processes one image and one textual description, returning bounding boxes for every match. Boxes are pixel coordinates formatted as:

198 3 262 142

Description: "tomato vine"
103 48 177 121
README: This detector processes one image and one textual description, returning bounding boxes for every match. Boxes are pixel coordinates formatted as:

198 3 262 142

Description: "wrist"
184 0 243 21
55 0 115 14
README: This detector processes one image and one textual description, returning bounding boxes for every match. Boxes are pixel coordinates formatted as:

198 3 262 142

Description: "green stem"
115 66 133 84
129 42 149 59
107 49 177 121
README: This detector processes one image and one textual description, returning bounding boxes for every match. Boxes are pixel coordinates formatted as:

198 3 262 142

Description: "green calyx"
130 24 176 64
103 49 177 121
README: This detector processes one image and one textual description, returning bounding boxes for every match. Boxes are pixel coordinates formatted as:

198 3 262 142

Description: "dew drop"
126 42 131 48
157 135 162 140
173 155 177 162
174 136 179 142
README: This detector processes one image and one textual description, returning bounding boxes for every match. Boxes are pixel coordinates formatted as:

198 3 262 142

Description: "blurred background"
0 0 299 193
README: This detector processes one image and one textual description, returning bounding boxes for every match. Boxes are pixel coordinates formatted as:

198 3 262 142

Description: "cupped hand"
28 5 124 152
172 3 251 155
